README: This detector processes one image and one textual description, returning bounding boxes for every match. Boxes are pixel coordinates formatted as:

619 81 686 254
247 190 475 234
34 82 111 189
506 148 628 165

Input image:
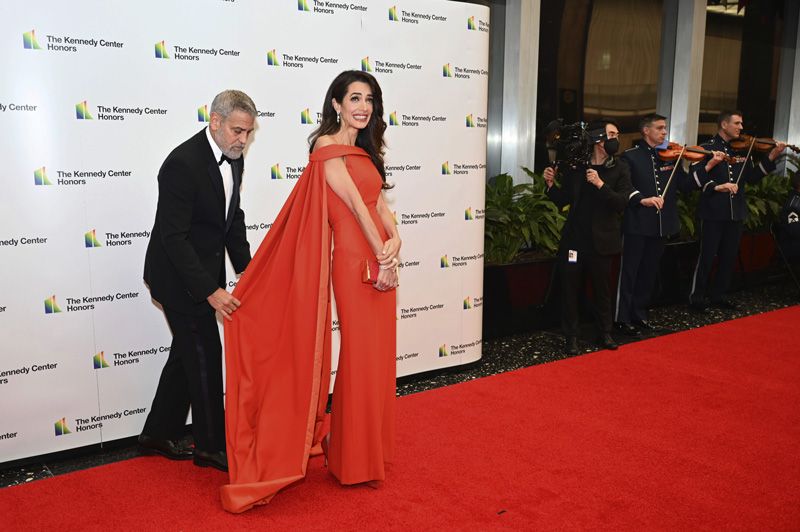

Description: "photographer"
544 120 635 355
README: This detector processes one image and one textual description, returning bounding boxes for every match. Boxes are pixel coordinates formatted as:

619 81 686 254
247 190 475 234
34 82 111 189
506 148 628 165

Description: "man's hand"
207 288 241 321
769 141 787 161
714 182 739 195
705 150 726 171
543 166 556 188
586 168 604 189
640 196 664 210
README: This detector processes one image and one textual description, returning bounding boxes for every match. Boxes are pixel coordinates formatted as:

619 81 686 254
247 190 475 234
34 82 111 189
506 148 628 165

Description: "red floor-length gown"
221 144 395 513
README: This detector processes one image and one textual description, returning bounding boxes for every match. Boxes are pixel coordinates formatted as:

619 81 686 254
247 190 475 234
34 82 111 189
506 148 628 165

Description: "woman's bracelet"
379 258 399 271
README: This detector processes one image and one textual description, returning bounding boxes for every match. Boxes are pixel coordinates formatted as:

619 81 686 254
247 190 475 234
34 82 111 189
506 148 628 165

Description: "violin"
656 141 734 163
730 134 799 154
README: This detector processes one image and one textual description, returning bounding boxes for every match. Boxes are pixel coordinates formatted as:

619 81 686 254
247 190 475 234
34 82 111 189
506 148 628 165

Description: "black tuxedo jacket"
144 128 251 315
547 158 634 256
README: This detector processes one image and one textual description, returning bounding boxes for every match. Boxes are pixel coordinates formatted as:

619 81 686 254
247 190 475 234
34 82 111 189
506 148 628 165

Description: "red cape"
220 146 361 512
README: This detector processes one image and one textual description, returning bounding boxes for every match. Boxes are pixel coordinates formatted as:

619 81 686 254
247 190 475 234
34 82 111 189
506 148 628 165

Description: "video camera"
551 120 594 169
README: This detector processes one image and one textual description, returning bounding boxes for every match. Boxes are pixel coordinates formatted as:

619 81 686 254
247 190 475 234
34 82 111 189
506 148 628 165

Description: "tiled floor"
2 276 797 489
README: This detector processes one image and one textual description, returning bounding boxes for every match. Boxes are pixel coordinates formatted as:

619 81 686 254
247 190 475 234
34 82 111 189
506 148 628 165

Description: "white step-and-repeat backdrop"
0 0 489 463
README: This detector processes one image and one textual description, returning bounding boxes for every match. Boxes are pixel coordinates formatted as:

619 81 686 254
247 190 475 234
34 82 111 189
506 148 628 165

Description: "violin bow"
734 136 757 187
659 144 686 200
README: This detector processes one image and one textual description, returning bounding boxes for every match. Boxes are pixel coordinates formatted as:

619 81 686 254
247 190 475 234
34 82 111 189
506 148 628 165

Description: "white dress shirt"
205 127 234 219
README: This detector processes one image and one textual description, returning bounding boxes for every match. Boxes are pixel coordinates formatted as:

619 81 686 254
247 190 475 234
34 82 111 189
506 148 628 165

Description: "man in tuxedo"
544 120 634 355
140 90 256 472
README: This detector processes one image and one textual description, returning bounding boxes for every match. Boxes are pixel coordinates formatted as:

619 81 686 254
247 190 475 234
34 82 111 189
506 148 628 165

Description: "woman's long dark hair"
309 70 389 186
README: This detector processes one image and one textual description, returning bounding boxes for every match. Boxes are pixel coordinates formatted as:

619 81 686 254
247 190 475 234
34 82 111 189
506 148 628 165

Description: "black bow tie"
218 153 235 166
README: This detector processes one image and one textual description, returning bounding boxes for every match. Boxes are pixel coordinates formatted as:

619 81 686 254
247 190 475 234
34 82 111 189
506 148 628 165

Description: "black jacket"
777 191 800 259
622 140 699 237
546 158 634 255
691 134 776 222
144 128 251 315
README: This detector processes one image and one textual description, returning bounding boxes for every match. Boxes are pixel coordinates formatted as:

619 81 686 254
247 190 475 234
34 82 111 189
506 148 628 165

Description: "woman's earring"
336 112 340 124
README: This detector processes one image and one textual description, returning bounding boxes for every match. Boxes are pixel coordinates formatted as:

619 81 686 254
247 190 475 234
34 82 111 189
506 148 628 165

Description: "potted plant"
737 172 787 273
483 170 566 338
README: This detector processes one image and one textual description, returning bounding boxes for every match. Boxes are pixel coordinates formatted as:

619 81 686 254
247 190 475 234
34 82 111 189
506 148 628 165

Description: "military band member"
688 110 785 311
615 114 700 335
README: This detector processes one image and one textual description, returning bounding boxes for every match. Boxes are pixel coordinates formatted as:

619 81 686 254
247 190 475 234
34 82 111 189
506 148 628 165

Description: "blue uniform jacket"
690 134 776 222
622 140 700 237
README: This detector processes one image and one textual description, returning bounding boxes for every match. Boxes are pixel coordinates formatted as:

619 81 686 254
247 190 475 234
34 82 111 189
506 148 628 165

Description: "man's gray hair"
210 90 257 119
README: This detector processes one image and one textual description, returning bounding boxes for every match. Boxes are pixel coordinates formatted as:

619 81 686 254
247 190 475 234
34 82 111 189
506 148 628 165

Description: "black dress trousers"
616 234 666 324
142 307 225 452
690 219 743 305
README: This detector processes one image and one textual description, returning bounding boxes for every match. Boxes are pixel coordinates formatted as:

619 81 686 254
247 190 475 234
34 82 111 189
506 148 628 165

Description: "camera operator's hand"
640 196 664 210
543 166 556 188
714 182 738 195
586 168 604 189
705 150 726 171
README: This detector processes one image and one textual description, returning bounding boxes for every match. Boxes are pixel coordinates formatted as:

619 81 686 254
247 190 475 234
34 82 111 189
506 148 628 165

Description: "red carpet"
5 307 800 531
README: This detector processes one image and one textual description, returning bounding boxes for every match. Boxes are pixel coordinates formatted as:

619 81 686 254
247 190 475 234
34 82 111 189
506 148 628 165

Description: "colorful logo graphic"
298 0 310 11
23 30 42 50
441 161 451 175
466 114 476 127
55 417 71 436
389 6 399 21
468 16 477 30
93 351 110 369
44 295 61 314
155 40 169 59
440 255 450 268
464 297 473 309
438 344 449 357
197 105 210 122
267 49 280 66
465 207 474 220
442 63 453 78
75 101 93 120
389 111 399 126
34 166 52 186
301 108 313 124
271 164 284 180
361 56 372 72
84 229 102 248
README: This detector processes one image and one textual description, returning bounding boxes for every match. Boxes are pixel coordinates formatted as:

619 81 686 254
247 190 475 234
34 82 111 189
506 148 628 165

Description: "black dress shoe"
565 336 579 356
711 299 738 310
597 333 618 350
614 322 641 337
138 434 193 460
194 449 228 472
633 320 655 331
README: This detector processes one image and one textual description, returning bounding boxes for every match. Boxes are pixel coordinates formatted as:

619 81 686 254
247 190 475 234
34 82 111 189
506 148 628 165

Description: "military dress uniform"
616 140 699 325
776 190 800 259
689 134 776 307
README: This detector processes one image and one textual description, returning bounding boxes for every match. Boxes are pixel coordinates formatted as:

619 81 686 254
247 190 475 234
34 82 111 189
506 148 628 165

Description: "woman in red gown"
221 71 400 513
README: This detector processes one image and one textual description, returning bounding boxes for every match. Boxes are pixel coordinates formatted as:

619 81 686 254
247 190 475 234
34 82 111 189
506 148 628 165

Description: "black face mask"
603 138 620 156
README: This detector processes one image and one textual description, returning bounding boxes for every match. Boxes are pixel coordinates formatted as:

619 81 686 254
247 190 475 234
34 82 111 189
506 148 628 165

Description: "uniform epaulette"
624 146 639 152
